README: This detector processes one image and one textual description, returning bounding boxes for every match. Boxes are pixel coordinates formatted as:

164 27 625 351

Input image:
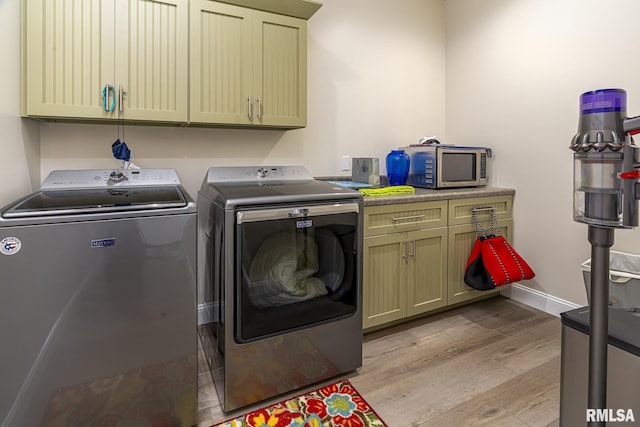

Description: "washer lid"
2 187 187 218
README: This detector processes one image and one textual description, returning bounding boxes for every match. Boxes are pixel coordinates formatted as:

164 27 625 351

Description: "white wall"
445 0 640 304
0 0 40 207
35 0 446 199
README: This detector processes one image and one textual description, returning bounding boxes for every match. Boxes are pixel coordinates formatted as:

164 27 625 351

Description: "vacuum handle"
620 170 640 180
623 115 640 135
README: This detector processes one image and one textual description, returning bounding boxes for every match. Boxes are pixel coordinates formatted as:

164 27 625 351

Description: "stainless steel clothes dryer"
197 166 363 412
0 169 197 427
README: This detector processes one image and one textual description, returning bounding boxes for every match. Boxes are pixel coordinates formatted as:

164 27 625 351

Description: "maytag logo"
91 238 115 248
296 220 313 229
587 409 636 423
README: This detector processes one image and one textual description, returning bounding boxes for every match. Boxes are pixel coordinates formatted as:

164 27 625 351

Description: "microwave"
400 145 491 189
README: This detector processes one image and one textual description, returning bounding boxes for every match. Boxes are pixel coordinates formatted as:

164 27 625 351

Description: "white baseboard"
501 283 581 317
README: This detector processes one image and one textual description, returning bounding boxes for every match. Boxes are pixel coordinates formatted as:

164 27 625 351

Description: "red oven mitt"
481 236 535 287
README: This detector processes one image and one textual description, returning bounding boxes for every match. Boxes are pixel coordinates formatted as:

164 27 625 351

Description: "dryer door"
235 202 361 343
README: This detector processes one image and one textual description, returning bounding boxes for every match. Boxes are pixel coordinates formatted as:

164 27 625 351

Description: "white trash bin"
582 250 640 311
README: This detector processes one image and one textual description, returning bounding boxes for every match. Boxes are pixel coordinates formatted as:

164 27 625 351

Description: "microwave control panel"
480 153 487 179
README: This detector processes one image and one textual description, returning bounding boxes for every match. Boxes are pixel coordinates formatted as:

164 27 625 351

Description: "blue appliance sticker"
296 220 313 229
91 238 115 248
1 237 22 256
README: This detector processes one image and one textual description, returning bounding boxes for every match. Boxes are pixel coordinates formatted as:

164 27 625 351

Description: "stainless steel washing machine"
0 169 197 427
197 166 363 412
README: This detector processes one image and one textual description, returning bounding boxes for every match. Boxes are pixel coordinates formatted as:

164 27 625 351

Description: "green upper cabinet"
22 0 318 127
189 1 253 126
254 11 307 128
117 0 188 122
22 0 188 123
190 0 308 128
23 0 115 120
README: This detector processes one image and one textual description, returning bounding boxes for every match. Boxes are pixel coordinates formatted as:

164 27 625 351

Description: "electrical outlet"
341 155 350 171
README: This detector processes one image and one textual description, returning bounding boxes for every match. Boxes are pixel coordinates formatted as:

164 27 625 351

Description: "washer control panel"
41 169 182 189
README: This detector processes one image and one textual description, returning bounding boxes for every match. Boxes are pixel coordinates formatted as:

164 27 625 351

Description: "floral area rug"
213 379 387 427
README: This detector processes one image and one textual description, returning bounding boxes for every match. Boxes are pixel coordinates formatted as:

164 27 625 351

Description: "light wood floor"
197 296 561 426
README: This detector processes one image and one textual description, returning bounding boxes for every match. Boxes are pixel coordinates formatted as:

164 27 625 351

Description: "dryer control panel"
41 169 182 189
205 166 313 184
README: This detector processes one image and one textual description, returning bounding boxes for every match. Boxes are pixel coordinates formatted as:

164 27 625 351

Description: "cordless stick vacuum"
570 88 640 426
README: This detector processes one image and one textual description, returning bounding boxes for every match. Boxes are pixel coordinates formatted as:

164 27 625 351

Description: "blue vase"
386 150 410 186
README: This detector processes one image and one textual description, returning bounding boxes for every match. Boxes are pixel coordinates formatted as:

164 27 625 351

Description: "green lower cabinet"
363 227 448 329
362 193 515 330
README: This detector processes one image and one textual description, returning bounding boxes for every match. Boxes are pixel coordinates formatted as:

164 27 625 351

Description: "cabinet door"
448 219 513 305
116 0 188 122
189 1 253 125
407 227 448 316
363 234 407 329
253 11 307 128
24 0 116 119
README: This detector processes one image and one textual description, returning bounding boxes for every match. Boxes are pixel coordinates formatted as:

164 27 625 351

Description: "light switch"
341 156 350 171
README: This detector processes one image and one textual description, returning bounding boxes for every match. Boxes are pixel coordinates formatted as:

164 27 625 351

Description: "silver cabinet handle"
247 96 253 119
392 214 426 222
402 240 409 263
257 96 262 119
118 85 128 113
410 238 416 259
104 82 110 111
